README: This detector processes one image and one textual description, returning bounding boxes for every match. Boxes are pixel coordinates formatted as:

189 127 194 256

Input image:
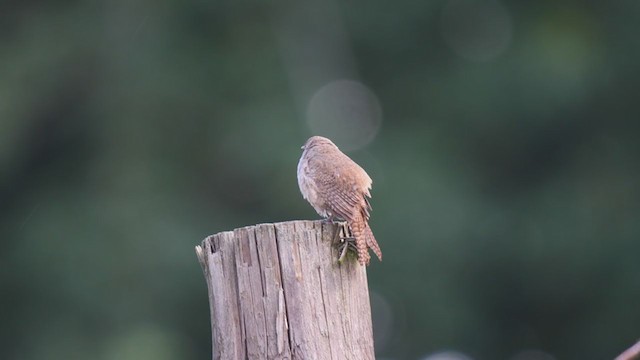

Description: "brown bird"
297 136 382 265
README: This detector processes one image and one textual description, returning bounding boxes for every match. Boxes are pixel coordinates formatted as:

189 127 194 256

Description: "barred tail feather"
350 213 371 266
365 225 382 261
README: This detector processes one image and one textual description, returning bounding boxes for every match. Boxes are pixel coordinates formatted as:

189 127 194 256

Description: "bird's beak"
300 145 305 150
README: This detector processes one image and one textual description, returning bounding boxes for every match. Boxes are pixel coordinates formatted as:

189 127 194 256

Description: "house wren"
297 136 382 265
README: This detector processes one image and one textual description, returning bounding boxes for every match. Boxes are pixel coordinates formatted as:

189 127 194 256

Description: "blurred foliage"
1 1 639 359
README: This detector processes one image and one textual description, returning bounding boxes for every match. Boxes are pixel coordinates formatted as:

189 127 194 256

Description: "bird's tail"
365 224 382 262
349 219 369 266
350 212 382 265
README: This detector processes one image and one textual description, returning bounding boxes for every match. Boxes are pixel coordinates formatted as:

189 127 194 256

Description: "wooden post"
195 220 375 360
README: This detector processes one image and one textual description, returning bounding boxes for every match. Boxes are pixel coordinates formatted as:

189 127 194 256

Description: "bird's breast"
297 155 329 217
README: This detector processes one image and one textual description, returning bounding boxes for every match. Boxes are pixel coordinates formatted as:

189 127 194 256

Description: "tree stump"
195 220 375 360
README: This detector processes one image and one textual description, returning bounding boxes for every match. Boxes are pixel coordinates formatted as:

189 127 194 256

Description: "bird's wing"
316 157 371 222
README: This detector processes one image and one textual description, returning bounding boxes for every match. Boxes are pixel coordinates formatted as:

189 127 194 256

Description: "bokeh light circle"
422 350 474 360
370 290 394 352
306 79 382 151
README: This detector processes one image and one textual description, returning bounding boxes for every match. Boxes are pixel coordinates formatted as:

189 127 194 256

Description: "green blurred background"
2 1 639 359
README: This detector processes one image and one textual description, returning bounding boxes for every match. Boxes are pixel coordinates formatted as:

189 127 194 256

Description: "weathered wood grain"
195 220 375 360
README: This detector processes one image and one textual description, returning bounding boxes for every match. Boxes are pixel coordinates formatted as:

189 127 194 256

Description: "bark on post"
195 220 375 360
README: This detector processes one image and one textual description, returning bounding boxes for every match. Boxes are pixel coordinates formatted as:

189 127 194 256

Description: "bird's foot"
322 217 344 225
332 222 358 263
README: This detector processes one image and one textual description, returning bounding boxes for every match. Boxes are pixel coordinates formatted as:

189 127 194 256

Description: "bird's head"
301 136 337 151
